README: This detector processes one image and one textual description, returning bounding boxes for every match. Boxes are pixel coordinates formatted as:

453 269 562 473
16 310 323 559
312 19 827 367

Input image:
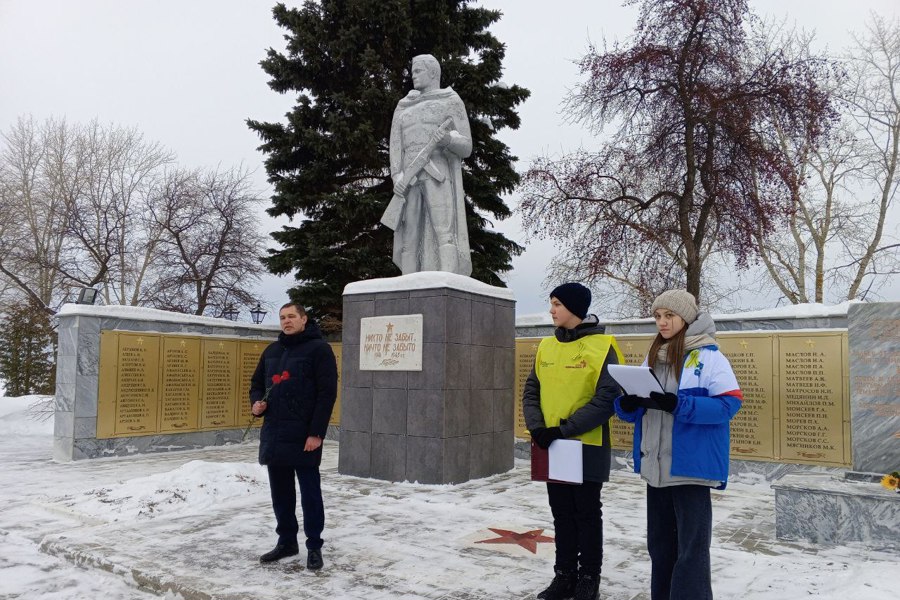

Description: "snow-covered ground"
0 395 895 600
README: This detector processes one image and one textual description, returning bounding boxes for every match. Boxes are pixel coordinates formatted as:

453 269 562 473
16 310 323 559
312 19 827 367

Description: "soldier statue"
381 54 472 276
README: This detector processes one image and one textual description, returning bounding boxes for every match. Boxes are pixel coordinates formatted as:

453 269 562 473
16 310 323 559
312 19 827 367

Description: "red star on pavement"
475 528 554 554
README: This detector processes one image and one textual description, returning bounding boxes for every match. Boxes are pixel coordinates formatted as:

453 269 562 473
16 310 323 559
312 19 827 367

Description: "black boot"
574 573 600 600
537 569 577 600
307 548 324 570
259 542 299 563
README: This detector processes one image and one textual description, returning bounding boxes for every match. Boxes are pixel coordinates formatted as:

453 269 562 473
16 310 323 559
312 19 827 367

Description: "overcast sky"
1 0 897 318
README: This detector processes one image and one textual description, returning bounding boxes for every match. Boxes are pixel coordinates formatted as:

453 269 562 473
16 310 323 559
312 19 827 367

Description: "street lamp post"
76 287 99 305
250 302 267 324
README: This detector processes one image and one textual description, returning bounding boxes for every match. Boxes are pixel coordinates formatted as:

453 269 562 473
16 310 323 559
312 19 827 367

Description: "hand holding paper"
649 391 678 412
608 364 664 397
531 426 563 450
619 394 642 412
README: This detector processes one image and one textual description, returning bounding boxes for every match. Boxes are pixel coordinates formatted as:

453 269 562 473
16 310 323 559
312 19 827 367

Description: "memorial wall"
56 302 861 471
95 331 344 439
512 330 851 467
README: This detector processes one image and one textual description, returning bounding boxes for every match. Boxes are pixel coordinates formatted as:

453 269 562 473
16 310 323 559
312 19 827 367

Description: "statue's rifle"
380 117 454 230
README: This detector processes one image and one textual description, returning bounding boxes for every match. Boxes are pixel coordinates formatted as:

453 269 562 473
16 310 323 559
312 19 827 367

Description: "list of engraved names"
161 341 197 430
202 344 234 427
780 337 844 463
116 339 155 432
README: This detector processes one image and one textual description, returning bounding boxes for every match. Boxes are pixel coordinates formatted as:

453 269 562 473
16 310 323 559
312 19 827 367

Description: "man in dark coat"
250 303 337 570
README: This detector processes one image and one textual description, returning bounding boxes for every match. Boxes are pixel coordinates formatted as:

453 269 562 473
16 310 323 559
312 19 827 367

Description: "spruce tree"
248 0 529 325
0 300 56 396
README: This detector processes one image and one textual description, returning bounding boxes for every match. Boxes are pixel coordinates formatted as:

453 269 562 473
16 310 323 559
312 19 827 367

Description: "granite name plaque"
329 343 343 425
110 333 159 436
237 341 268 432
159 337 201 432
718 334 776 460
513 338 541 439
200 340 239 430
359 314 423 371
777 333 849 466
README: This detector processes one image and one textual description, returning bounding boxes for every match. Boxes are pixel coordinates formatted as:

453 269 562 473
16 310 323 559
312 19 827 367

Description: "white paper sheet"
548 439 583 484
608 364 665 397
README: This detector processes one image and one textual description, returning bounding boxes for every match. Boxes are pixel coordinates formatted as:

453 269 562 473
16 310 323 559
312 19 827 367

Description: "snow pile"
60 460 268 520
0 395 54 436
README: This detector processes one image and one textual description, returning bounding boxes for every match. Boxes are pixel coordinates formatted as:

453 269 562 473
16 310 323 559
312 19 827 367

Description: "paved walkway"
1 437 893 599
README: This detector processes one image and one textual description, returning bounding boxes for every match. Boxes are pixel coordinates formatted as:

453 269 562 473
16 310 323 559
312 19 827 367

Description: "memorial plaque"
609 335 654 449
616 335 655 366
159 337 201 432
200 339 239 429
97 331 121 439
778 333 849 466
514 338 541 439
114 334 160 436
719 334 776 461
237 340 268 431
330 342 343 426
359 315 423 370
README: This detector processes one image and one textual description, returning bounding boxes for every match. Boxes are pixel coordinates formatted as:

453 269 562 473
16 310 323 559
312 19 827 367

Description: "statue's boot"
438 243 460 274
400 250 418 275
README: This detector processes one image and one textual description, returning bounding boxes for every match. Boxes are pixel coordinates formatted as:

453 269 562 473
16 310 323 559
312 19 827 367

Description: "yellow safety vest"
535 333 623 447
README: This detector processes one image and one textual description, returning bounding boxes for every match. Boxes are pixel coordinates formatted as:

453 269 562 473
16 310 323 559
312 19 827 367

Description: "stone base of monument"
338 272 515 484
773 471 900 549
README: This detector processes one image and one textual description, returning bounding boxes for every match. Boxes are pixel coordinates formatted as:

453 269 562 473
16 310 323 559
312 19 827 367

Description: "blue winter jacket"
615 345 742 488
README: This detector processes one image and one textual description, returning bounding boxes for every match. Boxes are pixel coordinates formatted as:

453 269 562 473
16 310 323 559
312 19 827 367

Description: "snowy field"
0 395 895 600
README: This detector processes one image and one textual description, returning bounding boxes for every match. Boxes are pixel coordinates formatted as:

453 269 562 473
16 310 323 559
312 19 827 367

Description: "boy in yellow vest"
523 283 623 600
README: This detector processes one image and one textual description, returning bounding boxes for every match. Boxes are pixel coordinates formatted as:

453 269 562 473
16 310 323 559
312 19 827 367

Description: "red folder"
530 441 550 481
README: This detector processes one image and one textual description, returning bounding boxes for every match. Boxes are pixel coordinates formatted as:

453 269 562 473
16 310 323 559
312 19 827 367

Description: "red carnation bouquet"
241 370 290 441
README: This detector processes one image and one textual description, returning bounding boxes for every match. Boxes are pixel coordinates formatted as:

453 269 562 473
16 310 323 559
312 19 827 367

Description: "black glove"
650 391 678 412
531 426 564 450
619 395 642 412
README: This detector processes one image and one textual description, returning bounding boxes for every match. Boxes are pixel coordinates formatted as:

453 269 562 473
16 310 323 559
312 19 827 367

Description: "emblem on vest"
565 359 588 369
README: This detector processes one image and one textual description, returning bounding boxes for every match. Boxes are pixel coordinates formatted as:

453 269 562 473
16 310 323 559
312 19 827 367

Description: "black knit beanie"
549 282 591 319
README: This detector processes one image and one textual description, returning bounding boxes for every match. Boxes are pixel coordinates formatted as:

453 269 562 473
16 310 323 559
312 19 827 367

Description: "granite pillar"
339 273 515 484
848 302 900 474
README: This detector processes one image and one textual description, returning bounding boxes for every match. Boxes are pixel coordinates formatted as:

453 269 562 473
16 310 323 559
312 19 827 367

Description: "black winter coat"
249 322 337 467
521 315 620 483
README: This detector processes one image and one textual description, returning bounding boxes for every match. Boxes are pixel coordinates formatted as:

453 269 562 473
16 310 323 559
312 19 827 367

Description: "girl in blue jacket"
614 290 742 600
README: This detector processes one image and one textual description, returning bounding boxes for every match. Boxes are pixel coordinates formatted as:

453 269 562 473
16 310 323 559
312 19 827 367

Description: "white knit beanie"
650 290 699 324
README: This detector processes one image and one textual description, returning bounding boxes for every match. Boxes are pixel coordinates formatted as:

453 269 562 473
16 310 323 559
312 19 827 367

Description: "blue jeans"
267 464 324 550
646 484 712 600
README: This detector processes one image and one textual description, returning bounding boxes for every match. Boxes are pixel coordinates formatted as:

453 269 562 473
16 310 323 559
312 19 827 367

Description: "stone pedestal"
773 472 899 549
338 272 515 484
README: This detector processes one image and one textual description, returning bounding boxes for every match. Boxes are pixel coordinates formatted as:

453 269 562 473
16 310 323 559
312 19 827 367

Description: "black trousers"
267 464 325 551
646 484 713 600
546 481 603 576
